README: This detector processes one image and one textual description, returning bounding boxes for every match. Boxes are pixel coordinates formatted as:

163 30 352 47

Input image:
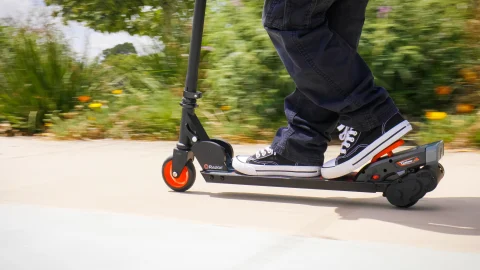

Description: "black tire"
162 155 196 192
394 200 419 208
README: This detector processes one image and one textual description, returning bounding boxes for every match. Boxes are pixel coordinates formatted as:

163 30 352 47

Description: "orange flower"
456 104 475 114
464 71 477 83
460 68 478 83
435 86 452 95
78 96 91 102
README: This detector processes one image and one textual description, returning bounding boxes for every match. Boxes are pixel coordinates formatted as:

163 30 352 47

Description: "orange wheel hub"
163 160 189 188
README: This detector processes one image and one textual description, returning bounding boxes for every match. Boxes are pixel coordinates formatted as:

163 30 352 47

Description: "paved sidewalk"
1 204 479 270
1 137 479 269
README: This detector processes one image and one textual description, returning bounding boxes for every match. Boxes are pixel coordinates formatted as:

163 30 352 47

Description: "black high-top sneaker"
321 113 412 179
232 146 321 177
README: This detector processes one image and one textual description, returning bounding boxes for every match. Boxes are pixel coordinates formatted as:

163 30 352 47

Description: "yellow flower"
426 111 447 120
220 105 231 111
45 123 53 127
112 89 123 95
88 103 102 109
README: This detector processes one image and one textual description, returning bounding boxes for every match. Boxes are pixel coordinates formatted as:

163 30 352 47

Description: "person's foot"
232 146 321 177
321 113 412 179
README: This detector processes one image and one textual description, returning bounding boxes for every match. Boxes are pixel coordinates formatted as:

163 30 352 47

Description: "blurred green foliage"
1 0 479 146
360 0 479 115
0 25 94 132
45 0 195 37
415 113 480 148
200 1 295 128
102 42 137 58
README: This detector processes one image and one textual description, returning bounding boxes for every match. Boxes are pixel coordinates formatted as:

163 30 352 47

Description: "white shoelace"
337 124 358 155
255 146 274 158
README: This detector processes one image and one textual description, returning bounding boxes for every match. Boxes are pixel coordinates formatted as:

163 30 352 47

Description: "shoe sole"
321 120 413 179
232 155 321 177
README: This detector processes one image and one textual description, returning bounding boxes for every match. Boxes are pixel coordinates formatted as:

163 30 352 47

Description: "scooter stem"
185 0 207 95
178 0 208 151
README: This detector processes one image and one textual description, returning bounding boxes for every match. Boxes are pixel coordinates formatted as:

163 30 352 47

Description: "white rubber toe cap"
321 158 336 169
321 158 353 179
232 155 257 176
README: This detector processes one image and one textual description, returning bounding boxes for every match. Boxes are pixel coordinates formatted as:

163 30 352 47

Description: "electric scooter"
161 0 445 208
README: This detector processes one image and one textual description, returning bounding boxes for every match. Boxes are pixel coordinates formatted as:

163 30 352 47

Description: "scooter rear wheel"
162 155 196 192
394 200 418 208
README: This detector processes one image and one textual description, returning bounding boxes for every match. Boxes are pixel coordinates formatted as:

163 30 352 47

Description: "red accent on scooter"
371 139 405 163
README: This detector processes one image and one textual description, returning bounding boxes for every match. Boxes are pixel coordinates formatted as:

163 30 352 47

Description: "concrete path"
1 137 479 269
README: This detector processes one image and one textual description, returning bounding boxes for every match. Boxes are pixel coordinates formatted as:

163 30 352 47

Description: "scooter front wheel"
162 155 196 192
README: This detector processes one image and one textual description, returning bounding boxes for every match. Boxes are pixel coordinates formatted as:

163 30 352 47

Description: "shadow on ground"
185 191 480 236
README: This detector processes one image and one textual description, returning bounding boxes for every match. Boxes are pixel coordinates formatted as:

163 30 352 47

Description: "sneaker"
321 113 412 179
232 146 321 177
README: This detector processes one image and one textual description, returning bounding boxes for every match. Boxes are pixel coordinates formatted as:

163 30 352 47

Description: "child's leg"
327 0 369 50
268 0 371 168
320 0 412 178
262 0 398 130
269 89 339 167
233 0 411 178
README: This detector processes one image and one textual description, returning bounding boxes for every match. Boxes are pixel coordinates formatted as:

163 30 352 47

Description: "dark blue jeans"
265 0 399 165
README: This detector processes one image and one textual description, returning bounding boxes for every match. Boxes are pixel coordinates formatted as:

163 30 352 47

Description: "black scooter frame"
165 0 445 208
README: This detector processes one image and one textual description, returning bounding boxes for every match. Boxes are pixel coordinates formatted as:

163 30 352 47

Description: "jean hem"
271 142 325 166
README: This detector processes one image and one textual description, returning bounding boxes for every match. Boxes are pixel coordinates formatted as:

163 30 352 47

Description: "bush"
46 73 182 140
359 0 478 116
0 24 93 133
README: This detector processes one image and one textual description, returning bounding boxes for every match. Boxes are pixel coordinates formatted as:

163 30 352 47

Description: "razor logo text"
396 157 420 167
203 164 223 170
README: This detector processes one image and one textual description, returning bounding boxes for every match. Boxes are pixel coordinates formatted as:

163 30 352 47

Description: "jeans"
264 0 399 165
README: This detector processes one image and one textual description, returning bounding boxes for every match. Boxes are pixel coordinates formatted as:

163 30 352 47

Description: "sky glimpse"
0 0 156 59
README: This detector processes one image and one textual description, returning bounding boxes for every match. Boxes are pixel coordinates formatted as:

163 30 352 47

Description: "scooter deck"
201 171 381 193
199 140 444 194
